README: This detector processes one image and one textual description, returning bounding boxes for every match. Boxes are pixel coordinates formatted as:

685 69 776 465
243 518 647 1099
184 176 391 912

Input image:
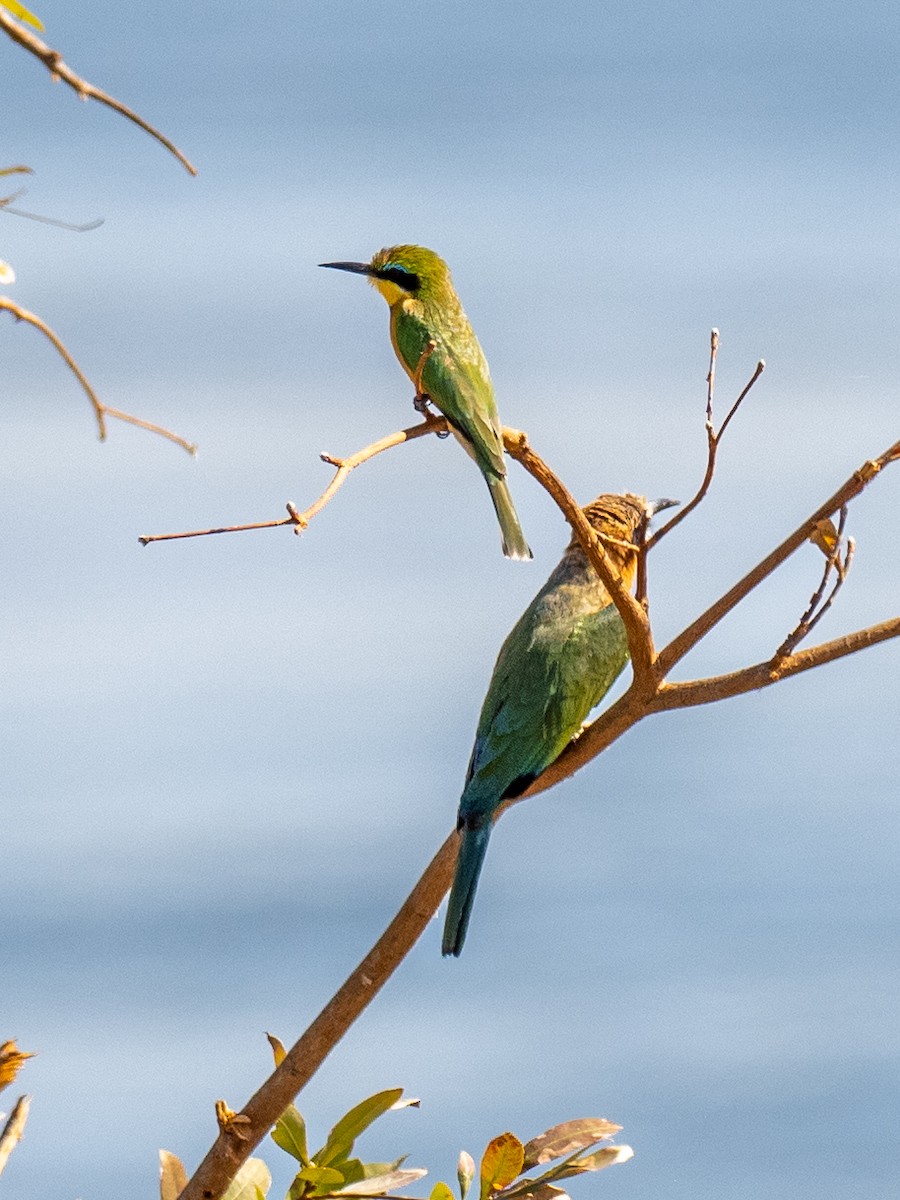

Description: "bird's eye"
377 265 421 292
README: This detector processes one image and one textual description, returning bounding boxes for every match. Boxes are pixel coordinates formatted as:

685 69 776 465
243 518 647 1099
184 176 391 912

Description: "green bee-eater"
442 492 677 956
320 245 532 561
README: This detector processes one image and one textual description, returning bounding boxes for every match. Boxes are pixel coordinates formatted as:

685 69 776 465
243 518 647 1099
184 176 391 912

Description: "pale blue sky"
2 3 899 1198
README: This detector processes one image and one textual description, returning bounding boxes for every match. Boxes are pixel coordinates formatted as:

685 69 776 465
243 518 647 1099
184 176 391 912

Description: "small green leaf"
0 0 44 31
457 1151 475 1200
480 1134 524 1200
221 1157 272 1200
521 1121 620 1171
296 1166 346 1191
315 1089 404 1167
335 1168 427 1196
272 1105 310 1165
340 1158 409 1185
335 1158 366 1186
288 1174 309 1200
431 1182 455 1200
159 1150 188 1200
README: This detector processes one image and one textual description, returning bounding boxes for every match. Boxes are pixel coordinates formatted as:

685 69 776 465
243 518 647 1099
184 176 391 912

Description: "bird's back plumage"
443 494 650 955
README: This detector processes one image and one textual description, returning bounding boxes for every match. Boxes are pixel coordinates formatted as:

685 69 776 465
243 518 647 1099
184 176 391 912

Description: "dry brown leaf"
521 1119 621 1170
0 1041 34 1094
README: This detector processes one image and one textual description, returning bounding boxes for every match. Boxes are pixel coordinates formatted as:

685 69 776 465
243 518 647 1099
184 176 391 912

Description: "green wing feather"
392 305 506 479
460 596 629 825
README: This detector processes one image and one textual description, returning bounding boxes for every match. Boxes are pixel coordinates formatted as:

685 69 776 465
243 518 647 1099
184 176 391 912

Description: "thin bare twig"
0 1095 31 1177
2 201 103 231
139 416 448 545
0 10 197 175
774 506 854 659
647 334 765 552
0 297 196 454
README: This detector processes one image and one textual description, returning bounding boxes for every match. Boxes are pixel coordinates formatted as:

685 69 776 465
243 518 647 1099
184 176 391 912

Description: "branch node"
855 459 881 485
287 502 309 535
215 1101 251 1141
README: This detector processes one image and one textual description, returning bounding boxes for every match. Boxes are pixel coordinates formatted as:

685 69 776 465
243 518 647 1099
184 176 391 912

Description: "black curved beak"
319 261 374 276
649 497 679 517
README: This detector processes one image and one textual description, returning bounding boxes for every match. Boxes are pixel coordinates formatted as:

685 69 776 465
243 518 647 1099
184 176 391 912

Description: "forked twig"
0 297 196 454
773 506 855 659
653 439 900 681
646 331 765 551
139 415 448 545
0 8 197 175
140 413 656 689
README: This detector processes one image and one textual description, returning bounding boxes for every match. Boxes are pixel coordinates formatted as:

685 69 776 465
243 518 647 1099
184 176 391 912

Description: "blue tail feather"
442 820 493 957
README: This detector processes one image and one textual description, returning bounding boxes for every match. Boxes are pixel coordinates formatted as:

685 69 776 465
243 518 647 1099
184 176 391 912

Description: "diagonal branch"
655 437 900 678
504 430 656 688
648 616 900 711
0 8 197 175
175 609 900 1200
177 836 459 1200
0 297 197 454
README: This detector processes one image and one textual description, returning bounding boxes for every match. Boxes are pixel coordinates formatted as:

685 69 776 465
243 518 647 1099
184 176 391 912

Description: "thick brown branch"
655 438 900 678
178 835 458 1200
179 603 900 1200
0 9 197 175
0 298 196 454
650 616 900 710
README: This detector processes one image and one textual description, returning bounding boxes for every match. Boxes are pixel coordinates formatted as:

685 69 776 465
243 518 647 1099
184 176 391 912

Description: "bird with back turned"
442 492 677 956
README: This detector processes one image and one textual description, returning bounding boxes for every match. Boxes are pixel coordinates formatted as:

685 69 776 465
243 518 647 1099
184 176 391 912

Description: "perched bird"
442 492 677 956
319 245 531 561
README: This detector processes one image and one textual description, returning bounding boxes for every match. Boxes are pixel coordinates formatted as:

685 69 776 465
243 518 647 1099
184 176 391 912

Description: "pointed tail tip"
487 476 532 562
441 904 467 957
502 538 534 562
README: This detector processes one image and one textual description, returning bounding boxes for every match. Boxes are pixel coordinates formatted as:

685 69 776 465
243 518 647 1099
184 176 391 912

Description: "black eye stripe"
376 265 421 291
